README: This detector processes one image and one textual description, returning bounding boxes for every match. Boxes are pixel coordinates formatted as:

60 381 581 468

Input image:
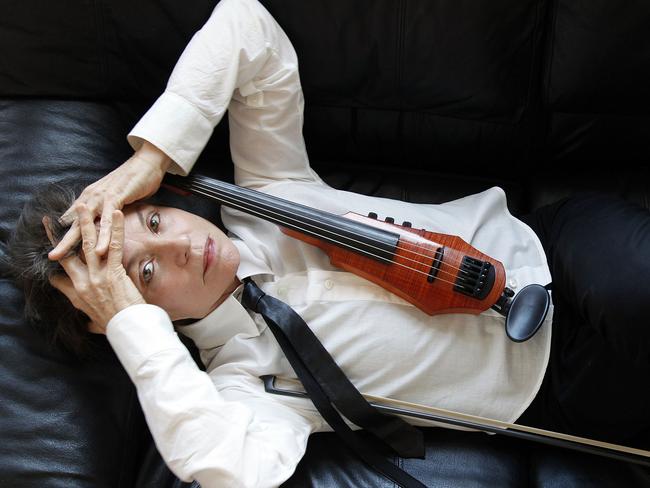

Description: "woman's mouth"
203 236 215 277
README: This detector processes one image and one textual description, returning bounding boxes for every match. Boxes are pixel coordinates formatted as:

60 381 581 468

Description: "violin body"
282 212 506 315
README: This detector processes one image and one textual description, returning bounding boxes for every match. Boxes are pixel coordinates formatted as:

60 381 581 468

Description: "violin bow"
262 375 650 467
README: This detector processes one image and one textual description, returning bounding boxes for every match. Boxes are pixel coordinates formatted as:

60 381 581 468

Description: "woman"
7 0 649 486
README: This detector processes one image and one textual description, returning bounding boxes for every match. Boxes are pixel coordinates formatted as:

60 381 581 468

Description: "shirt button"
324 279 334 290
508 278 518 290
278 286 288 297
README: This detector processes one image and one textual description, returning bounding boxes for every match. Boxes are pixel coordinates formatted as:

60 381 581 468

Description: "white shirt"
108 1 553 487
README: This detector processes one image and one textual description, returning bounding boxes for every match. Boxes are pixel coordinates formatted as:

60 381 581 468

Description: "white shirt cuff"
106 304 182 377
127 91 218 175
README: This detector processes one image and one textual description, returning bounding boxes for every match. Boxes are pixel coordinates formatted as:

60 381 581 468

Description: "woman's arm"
51 0 315 261
108 306 317 488
127 0 317 187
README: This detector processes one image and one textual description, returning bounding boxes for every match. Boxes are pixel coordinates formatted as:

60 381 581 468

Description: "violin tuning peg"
368 212 378 219
402 221 412 227
385 217 395 224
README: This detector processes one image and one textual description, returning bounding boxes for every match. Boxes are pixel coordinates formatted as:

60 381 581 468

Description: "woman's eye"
142 261 155 284
149 212 160 232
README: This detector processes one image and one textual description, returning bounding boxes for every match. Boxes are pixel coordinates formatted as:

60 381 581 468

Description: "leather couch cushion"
0 99 144 487
283 429 650 487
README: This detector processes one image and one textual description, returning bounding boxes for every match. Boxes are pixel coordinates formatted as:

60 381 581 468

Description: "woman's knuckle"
108 240 122 251
82 240 95 252
88 276 102 288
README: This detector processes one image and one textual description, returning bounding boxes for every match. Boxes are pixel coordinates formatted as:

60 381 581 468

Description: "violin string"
183 179 457 272
184 179 473 281
181 181 476 291
183 180 480 289
184 183 469 289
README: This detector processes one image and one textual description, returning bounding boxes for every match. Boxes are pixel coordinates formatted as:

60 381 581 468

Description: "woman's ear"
87 321 106 335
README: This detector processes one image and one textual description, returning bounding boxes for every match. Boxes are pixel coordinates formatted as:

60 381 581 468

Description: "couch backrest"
2 0 649 170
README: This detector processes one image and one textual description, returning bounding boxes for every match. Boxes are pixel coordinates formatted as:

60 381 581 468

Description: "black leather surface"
283 430 650 488
0 277 147 487
0 99 209 487
0 99 142 487
0 1 216 102
1 0 649 487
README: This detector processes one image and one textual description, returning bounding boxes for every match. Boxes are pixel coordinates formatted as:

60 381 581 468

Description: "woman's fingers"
58 205 78 227
105 210 146 311
51 207 143 329
96 200 119 256
48 180 105 259
57 253 88 284
49 144 169 262
107 210 125 271
77 204 100 272
50 185 100 258
42 216 56 246
48 219 81 260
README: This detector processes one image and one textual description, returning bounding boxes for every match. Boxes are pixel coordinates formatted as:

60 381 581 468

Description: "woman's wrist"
135 140 173 175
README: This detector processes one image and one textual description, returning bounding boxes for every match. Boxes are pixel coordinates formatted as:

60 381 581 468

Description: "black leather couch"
1 1 649 486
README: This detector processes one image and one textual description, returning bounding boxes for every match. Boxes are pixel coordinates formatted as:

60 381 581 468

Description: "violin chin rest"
505 284 550 342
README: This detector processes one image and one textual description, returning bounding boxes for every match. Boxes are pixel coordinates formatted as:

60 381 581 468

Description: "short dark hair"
4 180 92 358
4 178 224 358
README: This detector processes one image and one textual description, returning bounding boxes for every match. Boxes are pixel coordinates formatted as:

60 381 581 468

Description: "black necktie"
241 278 427 488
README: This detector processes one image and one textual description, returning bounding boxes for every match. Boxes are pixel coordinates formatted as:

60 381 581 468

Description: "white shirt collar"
232 237 272 278
178 285 261 349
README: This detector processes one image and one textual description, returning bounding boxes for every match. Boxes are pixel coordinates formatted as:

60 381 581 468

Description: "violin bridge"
427 247 445 282
454 256 495 299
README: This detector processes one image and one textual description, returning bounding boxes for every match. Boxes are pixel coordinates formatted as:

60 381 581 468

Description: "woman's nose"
153 235 191 266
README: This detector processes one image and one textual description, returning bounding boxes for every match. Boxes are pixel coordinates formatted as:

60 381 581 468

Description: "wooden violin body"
164 174 509 317
282 212 506 315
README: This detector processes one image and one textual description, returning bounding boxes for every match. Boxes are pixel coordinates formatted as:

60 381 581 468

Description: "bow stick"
262 375 650 467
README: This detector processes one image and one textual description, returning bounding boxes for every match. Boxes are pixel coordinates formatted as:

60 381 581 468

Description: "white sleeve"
106 304 318 488
127 0 318 188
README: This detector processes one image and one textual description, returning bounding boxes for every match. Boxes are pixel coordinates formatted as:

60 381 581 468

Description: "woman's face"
121 203 240 321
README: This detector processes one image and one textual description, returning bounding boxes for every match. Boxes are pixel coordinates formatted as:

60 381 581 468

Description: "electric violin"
164 173 550 342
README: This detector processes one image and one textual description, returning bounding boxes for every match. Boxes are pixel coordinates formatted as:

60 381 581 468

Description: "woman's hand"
48 141 172 261
49 205 145 333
